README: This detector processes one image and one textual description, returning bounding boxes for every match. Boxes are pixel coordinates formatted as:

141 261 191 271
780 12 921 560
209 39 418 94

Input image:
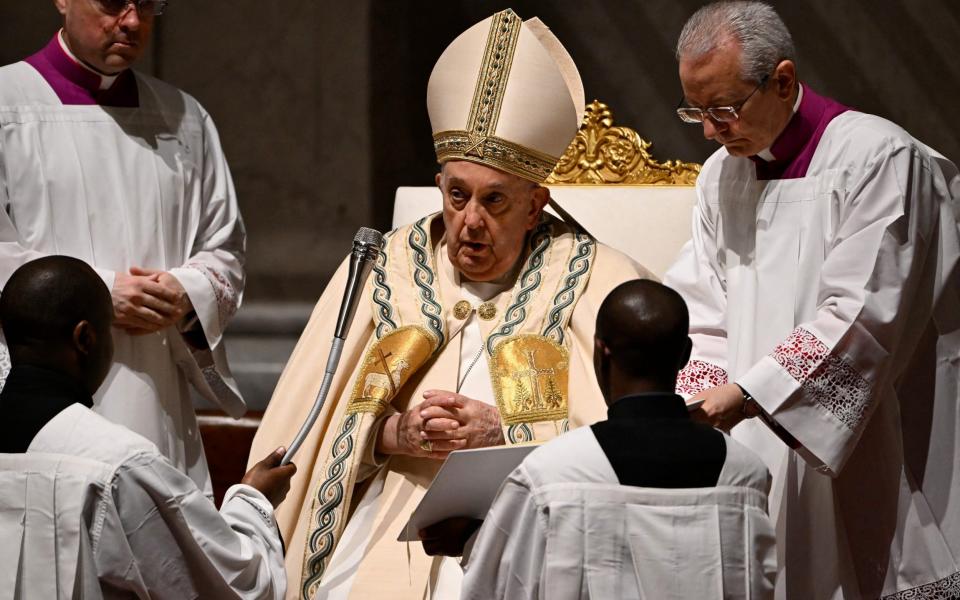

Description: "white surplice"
460 426 777 600
665 112 960 599
0 403 285 599
0 61 246 494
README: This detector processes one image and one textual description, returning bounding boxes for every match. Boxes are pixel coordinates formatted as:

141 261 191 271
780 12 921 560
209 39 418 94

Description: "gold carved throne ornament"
546 100 700 185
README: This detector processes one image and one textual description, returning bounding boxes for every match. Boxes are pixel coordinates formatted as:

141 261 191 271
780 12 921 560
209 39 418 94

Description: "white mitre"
428 8 586 183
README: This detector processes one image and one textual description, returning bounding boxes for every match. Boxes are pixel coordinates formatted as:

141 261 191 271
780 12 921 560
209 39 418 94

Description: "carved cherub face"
437 160 549 282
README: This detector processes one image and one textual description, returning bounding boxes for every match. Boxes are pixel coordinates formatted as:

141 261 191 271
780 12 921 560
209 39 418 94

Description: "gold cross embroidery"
512 349 557 412
464 135 488 158
376 348 397 396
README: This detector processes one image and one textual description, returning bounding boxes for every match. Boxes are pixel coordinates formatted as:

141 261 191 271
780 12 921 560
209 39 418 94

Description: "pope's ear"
434 171 442 189
53 0 68 16
527 185 550 228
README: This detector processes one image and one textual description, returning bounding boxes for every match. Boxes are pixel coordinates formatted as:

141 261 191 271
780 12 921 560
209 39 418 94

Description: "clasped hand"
112 267 193 335
379 390 505 460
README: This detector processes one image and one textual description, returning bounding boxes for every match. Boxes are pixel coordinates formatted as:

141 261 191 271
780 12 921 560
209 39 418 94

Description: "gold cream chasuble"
248 213 653 599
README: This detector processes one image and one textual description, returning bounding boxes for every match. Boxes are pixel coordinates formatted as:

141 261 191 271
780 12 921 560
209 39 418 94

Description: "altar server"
454 279 776 599
666 2 960 598
0 256 291 599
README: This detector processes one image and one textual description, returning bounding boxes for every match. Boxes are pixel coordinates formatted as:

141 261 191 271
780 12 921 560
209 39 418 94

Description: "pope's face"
55 0 154 74
679 39 795 157
438 161 548 282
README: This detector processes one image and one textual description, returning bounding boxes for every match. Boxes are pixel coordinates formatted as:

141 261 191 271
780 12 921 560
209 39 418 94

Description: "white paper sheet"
397 444 537 541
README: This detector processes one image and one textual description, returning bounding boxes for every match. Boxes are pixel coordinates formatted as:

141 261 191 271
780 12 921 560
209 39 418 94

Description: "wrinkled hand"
112 267 192 335
241 447 298 508
419 390 505 450
387 395 468 460
419 517 483 557
688 383 746 431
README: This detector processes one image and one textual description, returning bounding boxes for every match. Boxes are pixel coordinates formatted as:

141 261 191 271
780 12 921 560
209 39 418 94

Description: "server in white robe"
667 3 960 598
0 0 246 494
442 280 777 599
0 256 292 599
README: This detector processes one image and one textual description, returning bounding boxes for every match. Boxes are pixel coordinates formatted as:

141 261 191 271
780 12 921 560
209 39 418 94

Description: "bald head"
594 280 691 399
1 256 114 394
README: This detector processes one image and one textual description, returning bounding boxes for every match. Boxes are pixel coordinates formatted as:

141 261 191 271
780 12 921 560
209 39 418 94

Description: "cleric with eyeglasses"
0 0 248 501
663 2 960 599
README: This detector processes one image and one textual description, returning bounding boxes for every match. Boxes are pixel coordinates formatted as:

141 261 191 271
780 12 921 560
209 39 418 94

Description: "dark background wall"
4 1 959 302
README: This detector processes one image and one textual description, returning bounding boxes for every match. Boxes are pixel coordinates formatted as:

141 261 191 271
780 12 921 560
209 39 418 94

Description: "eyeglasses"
93 0 168 17
676 74 769 124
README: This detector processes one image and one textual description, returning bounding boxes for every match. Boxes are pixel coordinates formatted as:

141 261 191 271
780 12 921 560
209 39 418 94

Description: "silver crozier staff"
281 227 384 465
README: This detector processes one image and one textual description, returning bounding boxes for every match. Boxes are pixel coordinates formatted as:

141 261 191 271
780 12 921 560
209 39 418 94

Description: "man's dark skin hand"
419 517 483 557
242 447 298 508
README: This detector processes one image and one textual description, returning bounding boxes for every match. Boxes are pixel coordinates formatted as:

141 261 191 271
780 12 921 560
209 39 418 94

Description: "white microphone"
281 227 384 465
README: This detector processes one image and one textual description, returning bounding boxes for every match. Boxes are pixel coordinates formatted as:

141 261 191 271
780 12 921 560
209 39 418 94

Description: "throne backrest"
392 100 700 279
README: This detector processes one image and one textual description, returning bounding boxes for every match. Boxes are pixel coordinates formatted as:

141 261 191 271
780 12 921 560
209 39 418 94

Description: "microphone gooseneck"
334 227 383 340
281 227 384 465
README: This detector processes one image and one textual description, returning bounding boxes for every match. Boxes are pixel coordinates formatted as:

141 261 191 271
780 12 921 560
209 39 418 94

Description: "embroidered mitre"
427 9 586 183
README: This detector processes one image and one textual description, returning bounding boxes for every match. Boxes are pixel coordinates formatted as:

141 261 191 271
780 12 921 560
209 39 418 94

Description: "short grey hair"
676 1 796 83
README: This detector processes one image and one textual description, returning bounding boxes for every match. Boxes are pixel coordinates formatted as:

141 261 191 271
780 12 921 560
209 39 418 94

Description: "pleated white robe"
666 111 960 599
0 60 246 494
0 403 285 599
460 426 777 599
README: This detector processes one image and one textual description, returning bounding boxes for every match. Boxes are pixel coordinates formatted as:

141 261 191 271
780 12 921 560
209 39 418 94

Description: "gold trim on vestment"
489 334 569 426
465 9 521 143
434 130 560 183
347 325 439 414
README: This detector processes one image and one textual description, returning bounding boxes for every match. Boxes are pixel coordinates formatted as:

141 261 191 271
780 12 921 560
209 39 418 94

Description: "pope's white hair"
676 1 796 83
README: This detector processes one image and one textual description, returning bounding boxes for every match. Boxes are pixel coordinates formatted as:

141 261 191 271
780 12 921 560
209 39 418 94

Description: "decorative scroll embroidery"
302 412 358 598
486 221 552 354
185 263 238 330
881 571 960 600
771 328 871 431
507 423 534 444
408 218 445 349
542 231 596 344
371 231 397 339
676 359 728 397
300 326 437 595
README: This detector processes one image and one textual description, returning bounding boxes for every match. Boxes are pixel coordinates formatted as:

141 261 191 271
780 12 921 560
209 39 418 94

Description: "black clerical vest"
0 365 93 453
590 393 726 488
